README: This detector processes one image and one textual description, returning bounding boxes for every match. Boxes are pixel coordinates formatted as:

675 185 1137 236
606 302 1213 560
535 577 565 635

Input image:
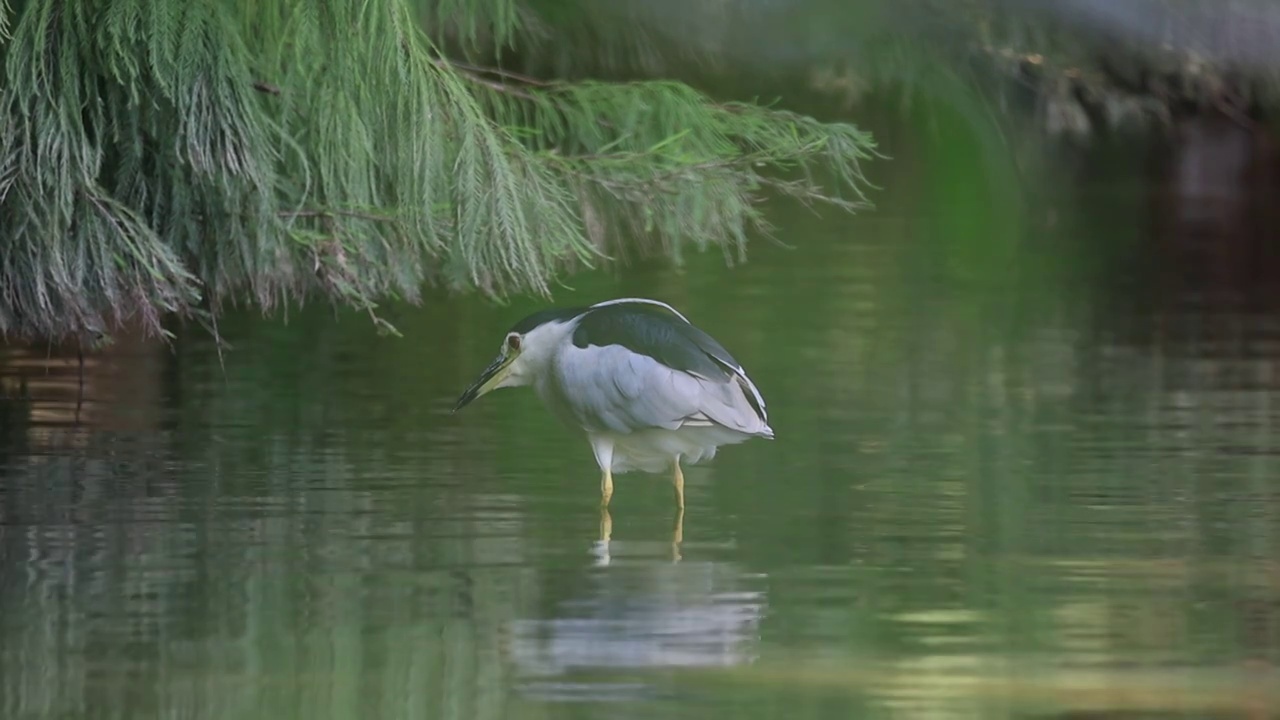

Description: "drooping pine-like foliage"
0 0 875 342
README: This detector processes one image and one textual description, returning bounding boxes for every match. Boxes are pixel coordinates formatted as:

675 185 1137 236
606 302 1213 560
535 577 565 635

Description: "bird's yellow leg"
672 457 685 509
590 435 615 508
600 466 614 508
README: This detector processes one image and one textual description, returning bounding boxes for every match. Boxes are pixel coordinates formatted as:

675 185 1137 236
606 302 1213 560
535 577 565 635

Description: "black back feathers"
507 306 588 335
570 301 741 381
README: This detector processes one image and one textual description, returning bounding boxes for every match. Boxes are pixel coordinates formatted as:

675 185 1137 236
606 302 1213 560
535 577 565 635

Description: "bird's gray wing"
550 344 767 436
572 300 769 427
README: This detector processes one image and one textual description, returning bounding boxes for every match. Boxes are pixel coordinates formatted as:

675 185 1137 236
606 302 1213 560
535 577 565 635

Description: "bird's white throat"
501 317 579 389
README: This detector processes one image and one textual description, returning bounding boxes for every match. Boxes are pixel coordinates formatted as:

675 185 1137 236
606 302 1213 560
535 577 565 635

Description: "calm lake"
3 108 1280 718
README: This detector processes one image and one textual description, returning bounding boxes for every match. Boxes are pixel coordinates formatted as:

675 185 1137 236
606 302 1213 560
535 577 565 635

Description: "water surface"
3 124 1280 719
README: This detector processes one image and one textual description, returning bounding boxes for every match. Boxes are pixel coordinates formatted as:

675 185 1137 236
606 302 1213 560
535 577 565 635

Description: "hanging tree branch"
0 0 877 344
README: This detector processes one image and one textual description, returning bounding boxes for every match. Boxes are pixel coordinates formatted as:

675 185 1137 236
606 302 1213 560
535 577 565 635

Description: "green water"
3 119 1280 719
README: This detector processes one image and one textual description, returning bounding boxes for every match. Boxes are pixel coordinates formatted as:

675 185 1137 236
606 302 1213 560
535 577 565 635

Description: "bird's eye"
506 334 521 352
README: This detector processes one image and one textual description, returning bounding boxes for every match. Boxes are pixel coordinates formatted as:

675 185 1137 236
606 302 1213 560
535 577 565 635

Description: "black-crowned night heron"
452 298 773 508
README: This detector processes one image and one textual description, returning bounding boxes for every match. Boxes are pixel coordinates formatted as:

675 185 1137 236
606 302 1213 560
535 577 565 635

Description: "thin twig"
278 209 401 223
432 58 538 99
444 60 554 87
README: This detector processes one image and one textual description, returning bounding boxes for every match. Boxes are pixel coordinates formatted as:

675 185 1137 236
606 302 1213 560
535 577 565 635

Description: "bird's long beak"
452 354 515 412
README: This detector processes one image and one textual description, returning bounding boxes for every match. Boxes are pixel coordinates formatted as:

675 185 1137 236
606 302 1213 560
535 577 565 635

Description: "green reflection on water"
3 102 1280 720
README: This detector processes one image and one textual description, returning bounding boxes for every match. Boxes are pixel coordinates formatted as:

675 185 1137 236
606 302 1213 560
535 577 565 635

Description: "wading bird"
452 298 773 508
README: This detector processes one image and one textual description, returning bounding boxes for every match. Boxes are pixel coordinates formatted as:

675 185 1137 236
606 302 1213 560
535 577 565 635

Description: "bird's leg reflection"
671 506 684 563
594 506 613 566
672 457 685 509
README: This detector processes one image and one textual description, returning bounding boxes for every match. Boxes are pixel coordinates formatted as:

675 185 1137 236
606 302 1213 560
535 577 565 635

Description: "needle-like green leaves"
0 0 876 342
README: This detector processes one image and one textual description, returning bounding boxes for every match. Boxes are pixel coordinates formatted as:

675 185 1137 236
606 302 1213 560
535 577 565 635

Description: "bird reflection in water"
593 506 685 566
510 540 766 703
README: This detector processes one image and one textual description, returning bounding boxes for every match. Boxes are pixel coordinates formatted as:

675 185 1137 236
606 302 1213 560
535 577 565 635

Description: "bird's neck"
516 318 579 387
